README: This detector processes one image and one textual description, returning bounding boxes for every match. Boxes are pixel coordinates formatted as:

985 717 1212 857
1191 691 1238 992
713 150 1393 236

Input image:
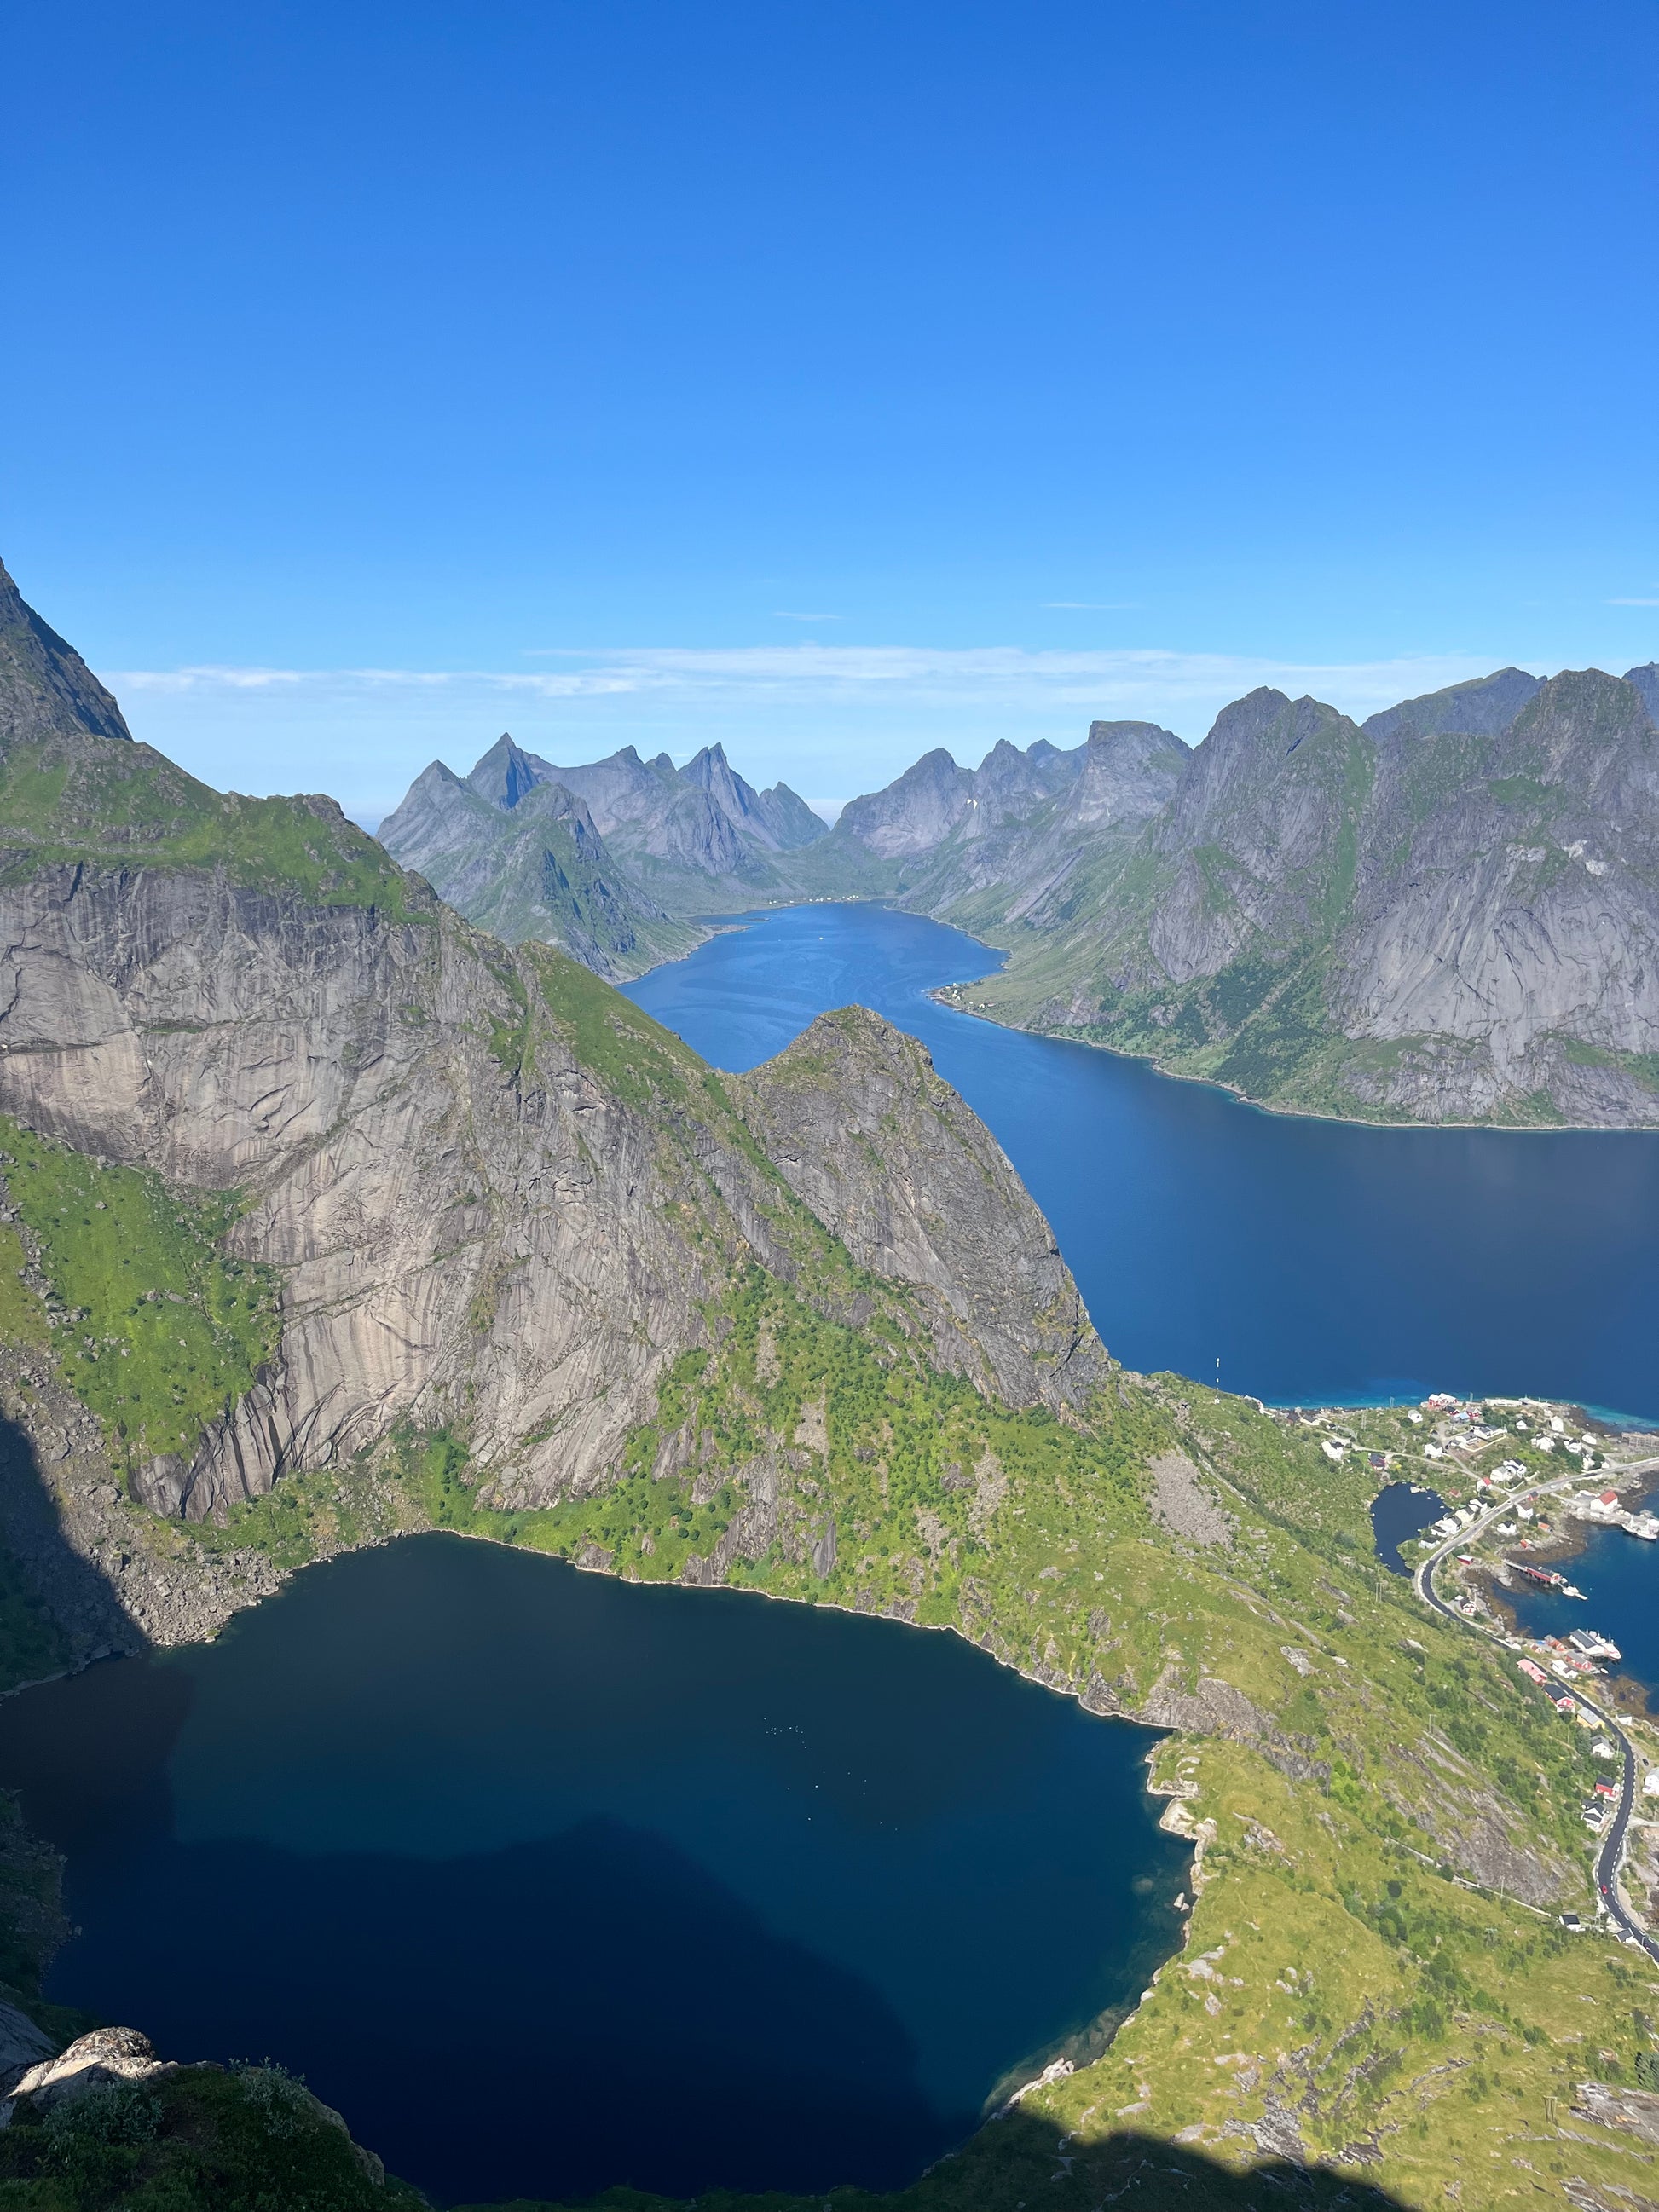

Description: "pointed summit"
0 555 132 749
466 733 551 811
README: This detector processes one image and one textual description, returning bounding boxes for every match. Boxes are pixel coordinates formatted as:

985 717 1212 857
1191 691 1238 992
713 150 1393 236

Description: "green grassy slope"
195 1293 1659 2212
0 1118 279 1474
0 728 426 918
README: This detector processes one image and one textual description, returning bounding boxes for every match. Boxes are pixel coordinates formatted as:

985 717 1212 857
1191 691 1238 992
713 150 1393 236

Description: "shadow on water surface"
455 2109 1419 2212
0 1440 1420 2212
40 1819 957 2207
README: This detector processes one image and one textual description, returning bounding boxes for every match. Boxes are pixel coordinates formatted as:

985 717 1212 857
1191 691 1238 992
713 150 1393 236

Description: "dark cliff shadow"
450 2107 1419 2212
0 1406 163 2011
15 1812 964 2209
0 1409 150 1678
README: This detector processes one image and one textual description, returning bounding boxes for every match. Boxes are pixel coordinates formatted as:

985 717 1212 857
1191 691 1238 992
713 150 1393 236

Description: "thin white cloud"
105 642 1535 826
110 643 1514 722
1608 597 1659 608
770 610 841 621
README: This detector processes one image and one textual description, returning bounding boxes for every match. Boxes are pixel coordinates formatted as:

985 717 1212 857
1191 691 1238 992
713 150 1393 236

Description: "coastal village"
1267 1392 1659 1943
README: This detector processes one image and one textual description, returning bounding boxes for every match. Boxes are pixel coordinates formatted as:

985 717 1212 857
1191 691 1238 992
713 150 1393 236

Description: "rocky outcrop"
0 860 1104 1522
0 2029 394 2192
5 2026 173 2117
738 1007 1108 1413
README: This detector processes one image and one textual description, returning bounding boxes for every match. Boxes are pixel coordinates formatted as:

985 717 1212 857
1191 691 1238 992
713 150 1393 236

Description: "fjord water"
0 1535 1186 2205
1495 1487 1659 1712
627 905 1659 1424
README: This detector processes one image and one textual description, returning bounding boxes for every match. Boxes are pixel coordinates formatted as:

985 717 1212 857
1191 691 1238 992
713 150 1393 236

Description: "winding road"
1411 1459 1659 1962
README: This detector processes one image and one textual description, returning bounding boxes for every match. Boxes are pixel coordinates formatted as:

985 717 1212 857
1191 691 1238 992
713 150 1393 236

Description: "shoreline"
928 982 1659 1139
4 1511 1197 2171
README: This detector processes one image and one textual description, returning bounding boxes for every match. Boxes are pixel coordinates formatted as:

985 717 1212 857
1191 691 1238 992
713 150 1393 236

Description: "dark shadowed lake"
0 1536 1187 2205
627 904 1659 1424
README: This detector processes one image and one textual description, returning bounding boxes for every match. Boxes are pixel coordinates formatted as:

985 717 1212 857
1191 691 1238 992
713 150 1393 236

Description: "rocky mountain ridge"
371 752 701 979
375 642 1659 1126
939 664 1659 1123
379 730 839 971
792 661 1656 1125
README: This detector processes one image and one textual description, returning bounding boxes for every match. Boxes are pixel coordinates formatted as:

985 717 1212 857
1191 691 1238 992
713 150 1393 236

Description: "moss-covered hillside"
0 719 425 920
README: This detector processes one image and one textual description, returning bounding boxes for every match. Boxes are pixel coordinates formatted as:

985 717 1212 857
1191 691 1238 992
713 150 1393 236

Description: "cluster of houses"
1513 1650 1621 1755
1568 1487 1659 1541
1419 1402 1606 1471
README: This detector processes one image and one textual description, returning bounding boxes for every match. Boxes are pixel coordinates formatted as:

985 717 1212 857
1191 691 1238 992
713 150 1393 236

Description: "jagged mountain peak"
1364 667 1542 743
751 779 829 850
834 748 974 859
1501 665 1656 777
907 746 964 779
1181 689 1336 791
467 733 550 811
0 556 133 750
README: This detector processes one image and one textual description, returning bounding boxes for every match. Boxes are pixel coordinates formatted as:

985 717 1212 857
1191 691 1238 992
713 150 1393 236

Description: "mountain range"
384 659 1659 1124
913 665 1659 1126
0 553 1650 2211
379 731 846 978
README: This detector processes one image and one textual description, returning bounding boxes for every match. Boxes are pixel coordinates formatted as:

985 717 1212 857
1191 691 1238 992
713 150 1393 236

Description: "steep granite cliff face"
737 1007 1106 1413
951 667 1659 1125
0 855 1100 1523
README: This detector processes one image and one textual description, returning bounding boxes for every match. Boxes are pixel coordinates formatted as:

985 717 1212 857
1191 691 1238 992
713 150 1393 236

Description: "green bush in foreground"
0 2065 424 2212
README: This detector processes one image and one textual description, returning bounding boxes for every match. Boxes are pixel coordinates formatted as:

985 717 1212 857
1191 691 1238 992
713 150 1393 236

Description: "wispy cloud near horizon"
107 641 1537 826
114 641 1515 713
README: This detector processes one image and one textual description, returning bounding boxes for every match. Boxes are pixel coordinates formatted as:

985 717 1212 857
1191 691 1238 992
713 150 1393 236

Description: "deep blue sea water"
627 904 1659 1424
0 1536 1187 2206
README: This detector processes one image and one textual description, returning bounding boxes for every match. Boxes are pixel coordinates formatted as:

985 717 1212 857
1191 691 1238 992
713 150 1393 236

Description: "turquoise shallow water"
0 1536 1188 2205
627 904 1659 1424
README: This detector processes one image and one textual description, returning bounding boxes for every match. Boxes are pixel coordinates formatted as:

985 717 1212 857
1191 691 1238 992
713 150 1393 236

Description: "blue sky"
4 0 1657 822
